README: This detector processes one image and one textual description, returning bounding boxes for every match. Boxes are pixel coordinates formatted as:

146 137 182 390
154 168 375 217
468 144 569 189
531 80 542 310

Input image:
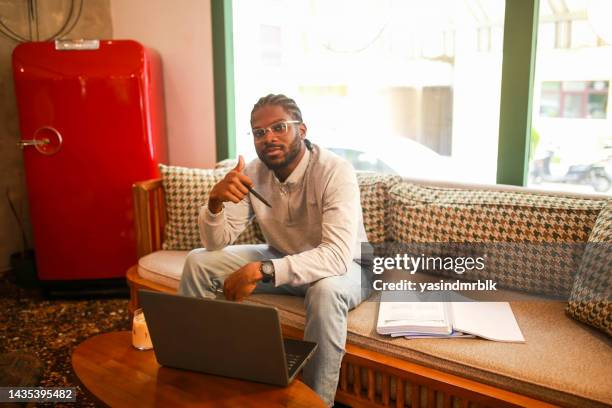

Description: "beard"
257 129 303 170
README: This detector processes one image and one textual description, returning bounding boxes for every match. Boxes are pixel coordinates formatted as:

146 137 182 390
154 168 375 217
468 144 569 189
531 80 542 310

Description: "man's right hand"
208 155 253 214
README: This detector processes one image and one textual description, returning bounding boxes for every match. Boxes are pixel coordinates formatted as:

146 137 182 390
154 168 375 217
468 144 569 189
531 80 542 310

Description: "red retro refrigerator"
12 40 167 282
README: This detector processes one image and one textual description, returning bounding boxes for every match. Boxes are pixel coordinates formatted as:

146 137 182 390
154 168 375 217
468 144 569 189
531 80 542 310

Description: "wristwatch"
260 260 275 284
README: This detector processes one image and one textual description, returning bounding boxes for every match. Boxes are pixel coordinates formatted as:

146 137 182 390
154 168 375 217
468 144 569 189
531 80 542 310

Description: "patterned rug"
0 273 131 407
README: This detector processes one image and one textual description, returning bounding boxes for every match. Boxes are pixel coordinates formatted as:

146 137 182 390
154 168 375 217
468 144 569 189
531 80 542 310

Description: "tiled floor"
0 273 131 407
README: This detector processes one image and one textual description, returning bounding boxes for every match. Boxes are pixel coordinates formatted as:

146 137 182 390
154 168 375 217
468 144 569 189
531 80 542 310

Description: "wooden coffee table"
72 331 326 407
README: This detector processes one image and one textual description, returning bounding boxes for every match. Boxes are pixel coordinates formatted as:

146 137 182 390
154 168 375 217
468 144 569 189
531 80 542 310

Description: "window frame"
211 0 541 187
211 0 236 161
539 80 609 119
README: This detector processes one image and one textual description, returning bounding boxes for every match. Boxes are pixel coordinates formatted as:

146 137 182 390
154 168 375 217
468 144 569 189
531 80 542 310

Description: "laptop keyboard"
286 353 301 372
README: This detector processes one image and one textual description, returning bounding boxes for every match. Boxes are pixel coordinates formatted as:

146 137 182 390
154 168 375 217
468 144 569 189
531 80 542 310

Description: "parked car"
240 132 475 182
315 133 471 182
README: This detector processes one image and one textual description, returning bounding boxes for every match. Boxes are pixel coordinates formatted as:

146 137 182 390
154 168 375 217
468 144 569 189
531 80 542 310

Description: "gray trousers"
178 244 371 406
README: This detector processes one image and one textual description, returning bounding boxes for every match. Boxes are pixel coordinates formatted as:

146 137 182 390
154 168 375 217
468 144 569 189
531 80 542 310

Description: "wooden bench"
127 178 556 408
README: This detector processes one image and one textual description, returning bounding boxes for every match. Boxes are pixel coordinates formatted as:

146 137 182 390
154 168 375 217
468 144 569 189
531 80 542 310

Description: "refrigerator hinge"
55 39 100 51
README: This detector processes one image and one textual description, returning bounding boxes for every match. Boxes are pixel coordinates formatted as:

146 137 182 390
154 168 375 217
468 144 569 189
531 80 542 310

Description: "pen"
247 185 272 208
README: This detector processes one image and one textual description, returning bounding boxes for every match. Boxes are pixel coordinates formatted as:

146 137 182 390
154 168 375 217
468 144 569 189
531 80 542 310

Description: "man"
179 94 370 406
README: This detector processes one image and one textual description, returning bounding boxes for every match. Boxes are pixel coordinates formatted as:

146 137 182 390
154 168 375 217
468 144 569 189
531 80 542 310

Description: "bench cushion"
138 250 185 289
138 250 612 408
388 182 607 297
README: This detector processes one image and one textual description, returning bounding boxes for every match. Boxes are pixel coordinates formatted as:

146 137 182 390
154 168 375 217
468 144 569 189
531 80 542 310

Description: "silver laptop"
138 290 317 386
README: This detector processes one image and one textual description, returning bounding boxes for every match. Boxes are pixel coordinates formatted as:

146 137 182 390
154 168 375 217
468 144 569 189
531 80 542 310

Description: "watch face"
262 262 274 274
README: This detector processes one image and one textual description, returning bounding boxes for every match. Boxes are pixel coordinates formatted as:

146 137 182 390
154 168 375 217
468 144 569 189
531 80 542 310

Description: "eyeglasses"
251 120 301 139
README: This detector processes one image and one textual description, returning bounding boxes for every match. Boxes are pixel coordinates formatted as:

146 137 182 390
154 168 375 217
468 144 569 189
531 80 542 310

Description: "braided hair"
251 94 313 151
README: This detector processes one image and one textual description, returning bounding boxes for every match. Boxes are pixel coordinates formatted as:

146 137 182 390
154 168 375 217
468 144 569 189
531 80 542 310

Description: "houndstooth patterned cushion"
356 173 402 244
388 182 607 297
567 200 612 337
160 164 264 250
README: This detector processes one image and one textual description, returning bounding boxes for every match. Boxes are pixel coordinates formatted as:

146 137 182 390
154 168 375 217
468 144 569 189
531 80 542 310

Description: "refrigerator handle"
17 126 63 155
17 139 48 148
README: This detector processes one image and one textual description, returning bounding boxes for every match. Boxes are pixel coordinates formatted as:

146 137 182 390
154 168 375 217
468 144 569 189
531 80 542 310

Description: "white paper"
450 302 525 343
384 302 446 322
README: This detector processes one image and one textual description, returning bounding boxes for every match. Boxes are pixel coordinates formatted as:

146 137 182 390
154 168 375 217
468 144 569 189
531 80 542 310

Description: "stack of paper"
377 302 451 334
377 299 474 339
376 292 525 342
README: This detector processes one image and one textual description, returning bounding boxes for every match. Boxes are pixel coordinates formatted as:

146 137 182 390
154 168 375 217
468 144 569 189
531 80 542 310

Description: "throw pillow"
160 164 264 250
356 173 402 244
567 200 612 337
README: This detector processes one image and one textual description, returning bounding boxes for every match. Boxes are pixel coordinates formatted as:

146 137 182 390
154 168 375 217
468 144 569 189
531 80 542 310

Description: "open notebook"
376 292 525 343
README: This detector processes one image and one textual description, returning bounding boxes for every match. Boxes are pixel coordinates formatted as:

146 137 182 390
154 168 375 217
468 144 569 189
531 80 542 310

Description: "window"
259 25 282 66
529 1 612 194
212 1 612 194
232 0 506 184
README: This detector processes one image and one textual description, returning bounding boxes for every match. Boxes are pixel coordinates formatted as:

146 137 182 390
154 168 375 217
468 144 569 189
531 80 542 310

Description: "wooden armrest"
134 178 163 192
133 178 166 257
